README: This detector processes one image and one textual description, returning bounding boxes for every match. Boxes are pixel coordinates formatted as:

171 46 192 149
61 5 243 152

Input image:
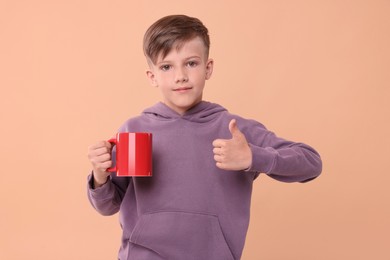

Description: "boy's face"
146 37 213 115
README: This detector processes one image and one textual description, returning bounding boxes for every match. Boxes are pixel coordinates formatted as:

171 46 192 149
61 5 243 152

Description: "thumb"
229 119 243 139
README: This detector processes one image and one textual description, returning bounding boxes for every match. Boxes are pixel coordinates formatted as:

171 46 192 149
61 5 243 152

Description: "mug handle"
106 137 117 172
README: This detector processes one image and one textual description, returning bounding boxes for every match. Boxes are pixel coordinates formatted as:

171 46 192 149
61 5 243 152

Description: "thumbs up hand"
212 119 252 171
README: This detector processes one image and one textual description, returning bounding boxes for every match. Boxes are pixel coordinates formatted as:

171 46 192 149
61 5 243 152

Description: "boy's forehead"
155 37 208 63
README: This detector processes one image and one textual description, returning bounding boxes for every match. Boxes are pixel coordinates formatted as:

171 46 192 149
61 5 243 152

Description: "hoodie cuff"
245 144 277 174
87 173 115 200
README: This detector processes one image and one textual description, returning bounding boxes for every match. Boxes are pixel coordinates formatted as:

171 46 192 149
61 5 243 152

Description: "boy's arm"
87 141 129 215
213 119 322 183
87 173 129 216
247 137 322 183
247 120 322 182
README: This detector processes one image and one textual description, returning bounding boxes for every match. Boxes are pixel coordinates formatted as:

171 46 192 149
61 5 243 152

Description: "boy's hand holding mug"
88 133 153 188
212 119 252 171
88 141 113 188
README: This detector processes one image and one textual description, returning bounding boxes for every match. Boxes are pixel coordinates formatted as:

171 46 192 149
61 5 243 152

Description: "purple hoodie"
87 101 322 260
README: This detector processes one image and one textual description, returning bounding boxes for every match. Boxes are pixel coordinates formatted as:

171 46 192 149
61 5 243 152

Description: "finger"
93 160 113 172
214 154 224 162
100 160 113 170
229 119 243 139
96 153 111 163
88 141 111 155
215 162 228 170
89 141 108 150
89 146 111 159
228 119 236 134
212 139 226 148
100 141 112 150
94 159 112 168
90 154 111 167
213 147 223 155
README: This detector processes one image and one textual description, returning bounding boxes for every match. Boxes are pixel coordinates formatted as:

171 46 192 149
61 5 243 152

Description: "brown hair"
143 15 210 64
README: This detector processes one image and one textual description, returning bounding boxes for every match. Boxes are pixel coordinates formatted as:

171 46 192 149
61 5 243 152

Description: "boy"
87 15 322 260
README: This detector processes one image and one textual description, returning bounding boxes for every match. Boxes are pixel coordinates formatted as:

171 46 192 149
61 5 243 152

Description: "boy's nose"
175 68 188 83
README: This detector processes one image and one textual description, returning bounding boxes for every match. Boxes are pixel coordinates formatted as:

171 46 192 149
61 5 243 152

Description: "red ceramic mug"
107 132 152 177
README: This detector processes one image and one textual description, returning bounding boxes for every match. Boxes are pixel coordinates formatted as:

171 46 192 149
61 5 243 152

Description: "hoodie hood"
142 101 227 123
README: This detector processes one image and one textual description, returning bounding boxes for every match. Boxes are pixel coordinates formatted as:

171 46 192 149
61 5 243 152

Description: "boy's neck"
162 100 203 116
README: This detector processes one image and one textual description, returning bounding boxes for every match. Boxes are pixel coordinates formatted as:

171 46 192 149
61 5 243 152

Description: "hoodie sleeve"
243 120 322 183
87 172 130 216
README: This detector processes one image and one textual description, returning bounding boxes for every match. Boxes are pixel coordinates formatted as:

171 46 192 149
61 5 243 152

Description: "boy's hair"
143 15 210 64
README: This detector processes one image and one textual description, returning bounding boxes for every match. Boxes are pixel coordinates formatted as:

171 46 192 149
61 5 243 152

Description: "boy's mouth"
173 87 192 92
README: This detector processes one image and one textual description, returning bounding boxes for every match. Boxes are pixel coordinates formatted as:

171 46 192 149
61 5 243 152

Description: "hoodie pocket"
129 211 235 260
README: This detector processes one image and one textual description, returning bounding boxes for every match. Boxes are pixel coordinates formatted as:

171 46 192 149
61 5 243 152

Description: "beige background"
1 0 389 259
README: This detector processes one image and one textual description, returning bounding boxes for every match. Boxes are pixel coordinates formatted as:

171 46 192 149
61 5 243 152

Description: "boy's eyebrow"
184 55 202 60
156 55 203 65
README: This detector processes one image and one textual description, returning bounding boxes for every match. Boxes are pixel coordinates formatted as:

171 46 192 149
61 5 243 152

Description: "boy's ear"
205 59 214 80
146 70 158 87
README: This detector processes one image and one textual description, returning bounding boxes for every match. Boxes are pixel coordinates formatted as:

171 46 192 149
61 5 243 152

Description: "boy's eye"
160 65 171 71
187 61 198 67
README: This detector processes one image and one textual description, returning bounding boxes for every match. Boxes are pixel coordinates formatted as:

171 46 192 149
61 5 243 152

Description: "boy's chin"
170 100 202 115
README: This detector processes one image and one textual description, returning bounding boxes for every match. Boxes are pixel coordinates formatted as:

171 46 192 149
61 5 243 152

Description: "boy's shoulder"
218 108 268 131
